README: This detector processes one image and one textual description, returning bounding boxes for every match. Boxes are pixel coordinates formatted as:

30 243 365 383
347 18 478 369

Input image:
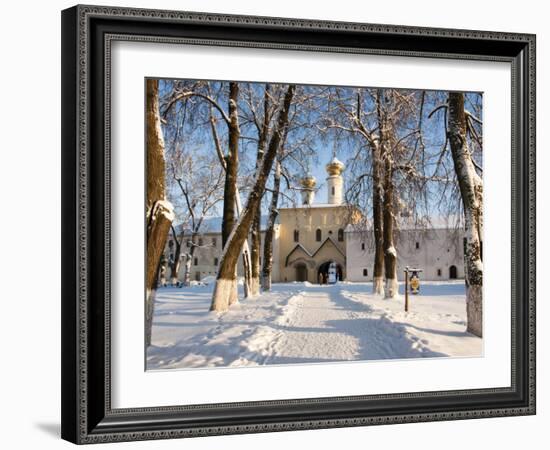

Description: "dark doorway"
449 265 458 279
317 261 343 284
295 263 308 282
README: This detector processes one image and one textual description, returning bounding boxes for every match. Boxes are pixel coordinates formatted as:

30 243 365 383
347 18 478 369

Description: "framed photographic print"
61 4 536 444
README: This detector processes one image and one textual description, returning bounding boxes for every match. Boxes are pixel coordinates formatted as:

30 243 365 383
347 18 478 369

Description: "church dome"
325 157 345 176
300 174 317 189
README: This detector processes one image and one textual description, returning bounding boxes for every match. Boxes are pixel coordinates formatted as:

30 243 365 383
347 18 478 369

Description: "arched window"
331 186 335 195
293 229 299 242
337 228 344 241
316 228 322 242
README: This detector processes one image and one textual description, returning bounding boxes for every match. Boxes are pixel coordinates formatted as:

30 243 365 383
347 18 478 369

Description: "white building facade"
164 157 466 284
345 226 465 282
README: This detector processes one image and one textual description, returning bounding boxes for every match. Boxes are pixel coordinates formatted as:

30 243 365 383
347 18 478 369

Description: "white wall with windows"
346 228 465 281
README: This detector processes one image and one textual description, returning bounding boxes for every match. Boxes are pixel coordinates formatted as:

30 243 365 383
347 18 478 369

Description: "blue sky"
158 79 483 223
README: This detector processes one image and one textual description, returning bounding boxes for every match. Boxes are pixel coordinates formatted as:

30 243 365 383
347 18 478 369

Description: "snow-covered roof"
175 214 274 235
280 203 349 210
345 215 463 232
284 236 346 266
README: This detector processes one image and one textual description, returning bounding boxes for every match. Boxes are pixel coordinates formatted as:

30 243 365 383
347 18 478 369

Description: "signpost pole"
404 268 409 312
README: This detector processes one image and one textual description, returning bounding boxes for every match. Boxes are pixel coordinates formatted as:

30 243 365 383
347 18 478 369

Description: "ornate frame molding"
61 4 536 444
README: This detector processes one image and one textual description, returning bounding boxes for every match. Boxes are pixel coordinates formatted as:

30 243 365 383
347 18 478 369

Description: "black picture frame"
61 4 536 444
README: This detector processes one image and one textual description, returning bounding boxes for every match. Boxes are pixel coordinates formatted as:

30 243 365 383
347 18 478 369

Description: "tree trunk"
211 85 295 312
249 85 270 297
261 160 281 291
169 258 180 286
220 82 240 302
376 90 398 299
183 252 192 286
382 156 398 299
372 143 385 295
448 92 483 337
241 251 251 300
235 189 252 301
249 180 263 298
169 228 182 286
145 79 173 347
222 82 240 247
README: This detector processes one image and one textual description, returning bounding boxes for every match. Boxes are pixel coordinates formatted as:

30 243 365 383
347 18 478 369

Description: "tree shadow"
322 293 450 360
392 321 478 338
148 284 472 369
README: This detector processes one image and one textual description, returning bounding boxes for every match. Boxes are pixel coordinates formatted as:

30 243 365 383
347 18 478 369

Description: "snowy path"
266 287 365 364
147 282 482 370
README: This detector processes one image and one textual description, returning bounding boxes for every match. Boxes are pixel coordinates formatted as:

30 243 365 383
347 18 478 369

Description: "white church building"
166 158 466 284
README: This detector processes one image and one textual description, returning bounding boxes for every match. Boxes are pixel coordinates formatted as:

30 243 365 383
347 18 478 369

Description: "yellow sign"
410 276 420 293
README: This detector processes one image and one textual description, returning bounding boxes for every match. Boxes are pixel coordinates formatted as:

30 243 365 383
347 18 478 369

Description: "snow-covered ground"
147 281 482 370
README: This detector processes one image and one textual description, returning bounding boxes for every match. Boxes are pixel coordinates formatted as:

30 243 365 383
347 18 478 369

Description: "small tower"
300 174 316 205
325 157 345 205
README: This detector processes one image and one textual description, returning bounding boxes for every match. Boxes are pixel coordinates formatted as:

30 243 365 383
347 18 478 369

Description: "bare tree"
261 158 281 291
323 88 385 294
208 96 254 301
160 85 225 287
170 153 224 285
376 89 399 298
162 81 254 301
168 225 183 285
210 85 296 312
145 79 174 347
448 92 483 337
248 84 272 297
325 87 426 298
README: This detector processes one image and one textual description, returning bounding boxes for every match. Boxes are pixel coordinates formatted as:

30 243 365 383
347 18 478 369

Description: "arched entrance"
449 265 458 279
317 261 343 284
295 263 308 282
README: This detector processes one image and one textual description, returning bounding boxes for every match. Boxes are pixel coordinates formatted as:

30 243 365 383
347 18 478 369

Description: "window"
316 228 322 242
293 229 299 242
361 242 365 251
198 238 203 247
337 228 344 241
331 186 335 195
195 272 200 281
212 237 217 247
186 240 191 248
214 257 218 266
194 257 198 266
415 241 420 250
168 239 173 248
437 268 442 277
363 268 368 277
